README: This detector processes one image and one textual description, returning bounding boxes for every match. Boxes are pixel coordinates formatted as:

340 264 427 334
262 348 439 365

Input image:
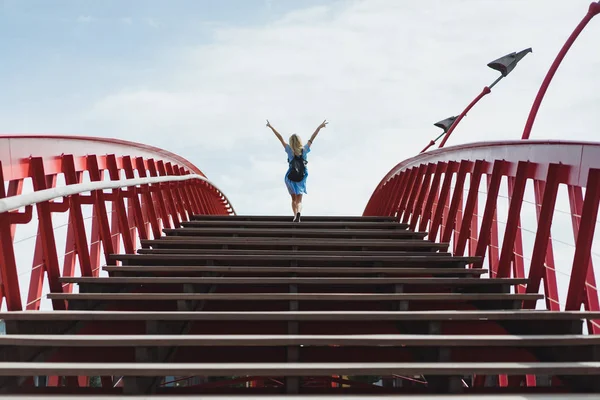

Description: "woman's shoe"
295 212 301 222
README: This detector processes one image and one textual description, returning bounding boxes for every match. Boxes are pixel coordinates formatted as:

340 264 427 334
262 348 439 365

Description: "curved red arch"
372 139 600 192
0 134 205 180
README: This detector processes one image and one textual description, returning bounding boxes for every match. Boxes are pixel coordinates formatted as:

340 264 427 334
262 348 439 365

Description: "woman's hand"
266 119 272 128
319 119 328 129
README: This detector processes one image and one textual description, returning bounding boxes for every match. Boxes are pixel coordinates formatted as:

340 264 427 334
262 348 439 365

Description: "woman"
266 119 328 222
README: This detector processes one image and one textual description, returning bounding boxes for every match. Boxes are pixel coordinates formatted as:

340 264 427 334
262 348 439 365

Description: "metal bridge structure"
1 3 600 398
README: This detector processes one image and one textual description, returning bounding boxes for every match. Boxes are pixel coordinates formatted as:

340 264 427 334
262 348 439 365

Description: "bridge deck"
1 215 598 396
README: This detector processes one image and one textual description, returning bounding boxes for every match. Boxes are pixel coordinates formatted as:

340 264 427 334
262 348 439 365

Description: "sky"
1 0 600 217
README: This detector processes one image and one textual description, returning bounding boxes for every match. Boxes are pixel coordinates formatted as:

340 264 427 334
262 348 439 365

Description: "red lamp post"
434 48 532 149
420 117 458 153
522 1 600 139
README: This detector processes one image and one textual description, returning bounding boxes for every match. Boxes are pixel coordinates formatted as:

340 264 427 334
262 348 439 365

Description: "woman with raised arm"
266 119 328 222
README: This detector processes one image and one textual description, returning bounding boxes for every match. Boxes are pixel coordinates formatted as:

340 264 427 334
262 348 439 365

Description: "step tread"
182 220 410 229
102 266 488 274
135 249 450 256
60 276 526 285
48 292 543 300
0 395 595 400
109 254 480 262
145 237 447 247
0 361 596 376
191 215 399 222
166 227 424 234
1 310 595 321
0 333 596 346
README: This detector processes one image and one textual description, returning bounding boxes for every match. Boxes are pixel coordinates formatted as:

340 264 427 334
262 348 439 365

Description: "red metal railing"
364 140 600 328
0 135 234 312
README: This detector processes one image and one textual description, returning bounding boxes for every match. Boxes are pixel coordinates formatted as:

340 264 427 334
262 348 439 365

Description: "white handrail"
0 174 235 215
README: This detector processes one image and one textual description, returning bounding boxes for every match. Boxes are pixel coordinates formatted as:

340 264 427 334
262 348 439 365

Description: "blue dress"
284 143 310 195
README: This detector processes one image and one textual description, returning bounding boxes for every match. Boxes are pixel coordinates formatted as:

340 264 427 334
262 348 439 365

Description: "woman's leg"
296 194 303 214
290 194 297 215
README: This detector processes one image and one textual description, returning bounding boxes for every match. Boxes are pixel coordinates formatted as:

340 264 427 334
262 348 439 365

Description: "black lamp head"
434 116 458 133
487 48 532 77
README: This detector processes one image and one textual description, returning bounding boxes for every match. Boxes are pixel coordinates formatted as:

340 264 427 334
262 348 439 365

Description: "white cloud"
76 15 93 23
120 17 133 25
145 17 159 28
44 1 600 215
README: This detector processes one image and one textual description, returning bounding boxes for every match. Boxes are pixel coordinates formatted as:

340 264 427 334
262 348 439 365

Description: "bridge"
0 134 599 398
1 4 600 398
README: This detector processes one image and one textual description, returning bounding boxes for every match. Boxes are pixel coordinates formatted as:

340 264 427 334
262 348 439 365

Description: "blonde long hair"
289 134 303 157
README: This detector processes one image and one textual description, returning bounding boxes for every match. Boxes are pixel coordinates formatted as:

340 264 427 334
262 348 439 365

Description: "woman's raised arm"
307 119 328 147
266 119 286 148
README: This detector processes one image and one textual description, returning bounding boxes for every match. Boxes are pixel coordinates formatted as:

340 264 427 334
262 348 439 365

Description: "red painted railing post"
0 162 23 311
397 168 418 220
524 164 567 308
378 177 398 216
164 162 188 222
179 167 202 215
429 161 459 242
567 185 600 332
410 164 436 231
133 157 161 239
453 191 464 254
62 155 93 278
7 179 24 239
496 162 531 278
122 156 149 242
419 163 446 232
507 176 526 290
196 181 211 216
473 161 506 271
190 182 206 215
87 155 116 265
454 160 485 256
441 161 471 244
533 181 559 310
156 160 185 228
106 155 135 254
486 175 501 276
373 180 388 216
174 166 198 215
146 159 173 229
203 183 218 215
403 165 427 224
28 157 66 310
389 172 409 218
468 195 479 258
565 168 600 310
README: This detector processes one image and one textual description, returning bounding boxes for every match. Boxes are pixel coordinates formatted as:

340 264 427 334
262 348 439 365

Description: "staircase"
1 214 599 397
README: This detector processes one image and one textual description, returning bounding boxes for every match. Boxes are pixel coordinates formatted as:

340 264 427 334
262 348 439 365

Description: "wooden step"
109 254 480 267
60 276 526 287
142 237 449 251
135 249 450 257
181 220 410 230
103 265 488 276
2 309 597 322
0 333 597 347
191 215 400 223
0 395 596 399
48 292 542 302
0 361 597 376
163 227 428 239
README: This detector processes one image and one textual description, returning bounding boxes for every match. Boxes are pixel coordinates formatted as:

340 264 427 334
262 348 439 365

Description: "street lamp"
420 117 458 153
431 48 532 150
522 1 600 139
